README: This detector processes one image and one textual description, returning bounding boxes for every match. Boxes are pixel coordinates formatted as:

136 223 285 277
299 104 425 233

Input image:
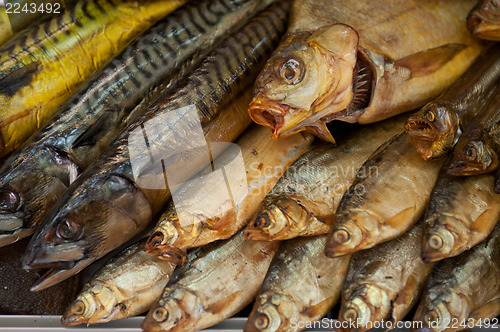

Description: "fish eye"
425 110 435 122
254 214 270 228
279 58 304 85
72 300 86 316
56 218 82 241
0 189 20 213
465 145 478 161
254 313 270 330
152 307 169 323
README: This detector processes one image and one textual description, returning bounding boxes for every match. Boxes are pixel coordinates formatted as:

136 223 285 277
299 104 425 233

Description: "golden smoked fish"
468 0 500 41
249 0 481 142
142 231 280 332
421 167 500 263
243 116 405 241
340 222 433 332
413 223 500 332
0 0 278 248
22 2 288 292
62 240 175 326
405 44 500 160
0 0 186 157
325 133 444 258
245 235 350 332
0 7 13 47
448 85 500 176
146 125 314 265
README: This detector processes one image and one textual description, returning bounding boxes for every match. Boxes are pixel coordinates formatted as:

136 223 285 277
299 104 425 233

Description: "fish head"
22 173 152 291
448 137 498 176
405 103 459 160
245 293 298 332
61 282 119 325
243 196 310 241
468 0 500 40
146 211 188 265
250 24 359 141
142 287 202 332
414 289 470 332
421 215 466 263
0 145 76 247
325 211 379 257
341 284 391 330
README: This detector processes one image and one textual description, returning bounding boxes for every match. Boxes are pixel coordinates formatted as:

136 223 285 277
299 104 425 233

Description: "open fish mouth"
249 101 291 138
146 241 187 265
26 258 91 292
405 120 436 141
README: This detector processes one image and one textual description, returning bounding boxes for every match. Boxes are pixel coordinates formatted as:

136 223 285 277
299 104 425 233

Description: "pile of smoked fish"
1 0 500 331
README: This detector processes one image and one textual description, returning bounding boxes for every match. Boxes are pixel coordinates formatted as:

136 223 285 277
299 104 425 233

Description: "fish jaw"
249 24 360 141
341 284 391 332
62 283 118 326
146 213 187 265
448 138 498 176
143 287 202 332
325 211 380 257
468 1 500 41
245 294 297 332
243 196 309 241
405 103 459 160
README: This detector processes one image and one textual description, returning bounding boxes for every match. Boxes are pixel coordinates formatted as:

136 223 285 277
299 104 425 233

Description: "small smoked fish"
325 133 444 258
22 2 288 292
448 85 500 176
406 44 500 160
340 222 433 332
142 231 279 332
62 240 175 326
245 235 350 332
249 0 481 142
0 0 186 157
413 223 500 332
243 116 405 241
422 166 500 263
146 125 314 265
0 0 278 248
468 0 500 41
0 238 81 315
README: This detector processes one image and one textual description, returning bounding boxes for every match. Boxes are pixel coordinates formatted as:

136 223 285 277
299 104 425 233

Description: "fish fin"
305 122 335 144
394 44 468 78
391 273 426 322
0 62 39 97
210 209 237 232
468 298 500 320
72 111 114 148
470 209 498 235
383 206 417 230
301 298 335 318
205 290 244 315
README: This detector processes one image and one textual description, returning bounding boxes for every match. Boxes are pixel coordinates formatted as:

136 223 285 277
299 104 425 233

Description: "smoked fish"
0 0 278 248
22 2 288 291
325 133 444 258
249 0 481 142
62 240 175 326
245 235 350 332
142 231 279 332
413 223 500 332
243 116 405 241
340 222 433 331
146 125 314 265
0 0 186 157
406 44 500 160
422 167 500 263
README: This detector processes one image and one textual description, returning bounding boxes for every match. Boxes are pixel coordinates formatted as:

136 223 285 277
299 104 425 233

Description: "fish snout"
249 99 291 138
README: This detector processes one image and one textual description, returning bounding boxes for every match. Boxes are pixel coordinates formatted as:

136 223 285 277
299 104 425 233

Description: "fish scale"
22 0 288 291
0 0 279 248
